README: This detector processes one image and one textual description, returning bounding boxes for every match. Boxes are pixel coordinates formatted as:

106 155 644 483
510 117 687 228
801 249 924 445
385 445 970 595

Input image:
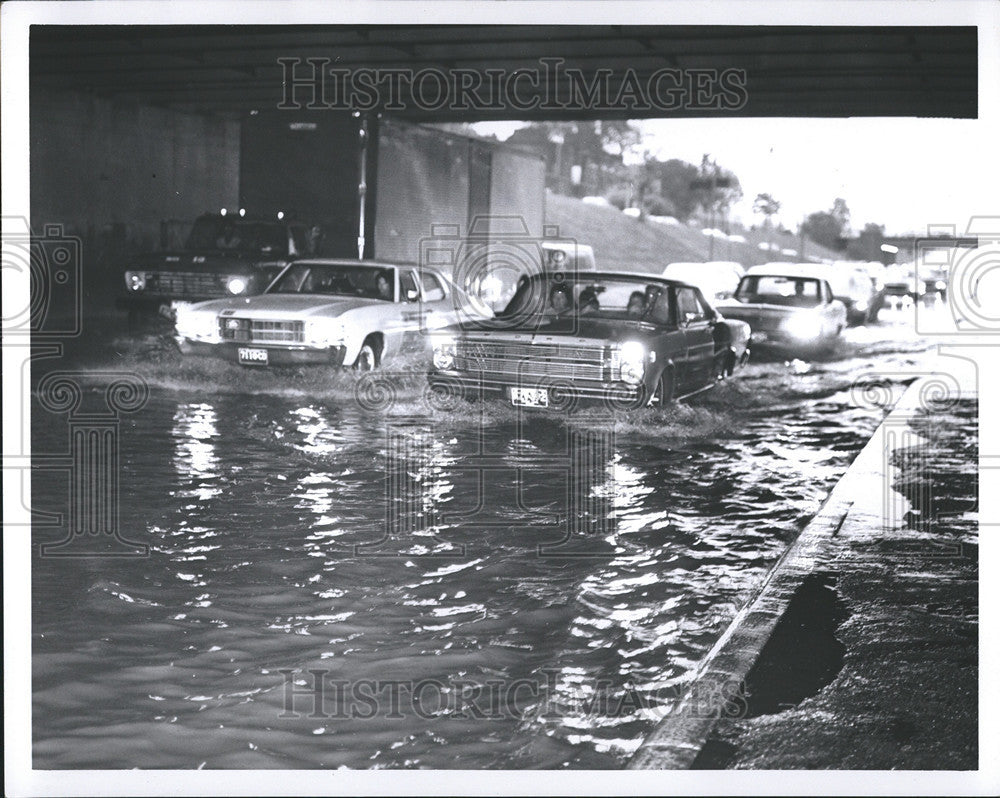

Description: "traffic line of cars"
122 220 886 410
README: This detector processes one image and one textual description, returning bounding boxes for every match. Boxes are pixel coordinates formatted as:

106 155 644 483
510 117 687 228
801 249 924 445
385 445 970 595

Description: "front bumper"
428 370 647 408
177 338 348 367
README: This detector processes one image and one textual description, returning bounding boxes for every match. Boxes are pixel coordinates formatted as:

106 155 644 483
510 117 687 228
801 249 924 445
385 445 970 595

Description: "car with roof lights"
118 212 314 322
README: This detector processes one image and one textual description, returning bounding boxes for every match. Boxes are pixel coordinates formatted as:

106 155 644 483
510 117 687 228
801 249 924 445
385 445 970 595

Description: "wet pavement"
692 390 978 769
30 308 966 769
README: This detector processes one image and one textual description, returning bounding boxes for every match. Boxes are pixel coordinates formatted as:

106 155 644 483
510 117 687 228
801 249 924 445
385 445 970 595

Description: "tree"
801 198 852 252
753 193 781 253
832 197 851 233
597 120 641 161
801 211 844 251
694 155 742 219
847 222 885 260
650 158 701 221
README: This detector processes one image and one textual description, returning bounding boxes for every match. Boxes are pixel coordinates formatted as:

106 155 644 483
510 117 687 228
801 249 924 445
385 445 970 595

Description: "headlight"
125 271 146 292
617 341 646 385
855 299 868 312
432 336 457 370
935 280 947 291
783 312 824 340
175 308 220 343
303 318 345 347
226 275 249 295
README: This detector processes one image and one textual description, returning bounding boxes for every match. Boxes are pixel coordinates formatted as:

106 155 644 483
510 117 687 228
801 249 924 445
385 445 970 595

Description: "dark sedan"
428 271 750 409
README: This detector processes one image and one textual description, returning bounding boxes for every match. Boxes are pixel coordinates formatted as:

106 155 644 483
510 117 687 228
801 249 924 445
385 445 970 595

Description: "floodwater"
31 311 950 769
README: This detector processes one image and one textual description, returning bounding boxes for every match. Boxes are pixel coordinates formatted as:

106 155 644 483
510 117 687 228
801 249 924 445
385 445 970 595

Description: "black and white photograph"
3 1 998 795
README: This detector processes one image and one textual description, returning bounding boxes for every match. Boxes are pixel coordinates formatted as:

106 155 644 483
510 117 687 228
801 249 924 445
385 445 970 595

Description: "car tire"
648 368 674 407
354 337 381 372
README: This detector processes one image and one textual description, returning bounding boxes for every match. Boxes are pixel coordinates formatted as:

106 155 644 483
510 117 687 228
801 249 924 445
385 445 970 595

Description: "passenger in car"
627 291 647 317
578 286 600 315
376 271 394 300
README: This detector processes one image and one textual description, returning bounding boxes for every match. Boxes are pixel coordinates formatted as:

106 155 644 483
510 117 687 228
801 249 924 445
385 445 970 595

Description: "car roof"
284 258 442 273
542 241 595 255
745 262 829 279
532 269 696 288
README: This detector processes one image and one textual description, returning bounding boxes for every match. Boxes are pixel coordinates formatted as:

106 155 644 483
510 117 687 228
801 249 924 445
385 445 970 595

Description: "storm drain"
740 572 849 717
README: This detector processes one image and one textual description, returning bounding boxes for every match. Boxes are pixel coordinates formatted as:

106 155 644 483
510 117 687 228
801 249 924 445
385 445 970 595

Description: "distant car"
428 271 750 409
174 259 472 370
715 265 847 353
827 260 884 324
118 213 313 322
661 261 745 303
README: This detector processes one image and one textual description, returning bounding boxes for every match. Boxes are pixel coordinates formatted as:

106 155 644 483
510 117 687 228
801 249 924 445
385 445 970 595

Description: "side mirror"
406 288 420 302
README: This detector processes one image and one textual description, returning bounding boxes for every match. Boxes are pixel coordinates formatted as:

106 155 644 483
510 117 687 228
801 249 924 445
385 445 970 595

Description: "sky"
472 117 998 236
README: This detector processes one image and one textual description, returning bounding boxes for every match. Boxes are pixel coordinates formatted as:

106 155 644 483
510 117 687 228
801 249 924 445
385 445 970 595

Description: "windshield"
269 263 396 300
735 275 822 308
499 275 675 324
185 217 292 256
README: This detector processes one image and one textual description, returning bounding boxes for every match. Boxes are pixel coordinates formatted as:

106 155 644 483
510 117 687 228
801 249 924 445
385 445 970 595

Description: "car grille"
148 271 226 297
219 318 305 344
454 340 607 382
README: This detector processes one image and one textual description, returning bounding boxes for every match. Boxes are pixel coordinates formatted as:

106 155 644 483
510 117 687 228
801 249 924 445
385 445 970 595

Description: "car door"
817 280 843 334
675 286 716 391
418 270 456 331
384 269 423 356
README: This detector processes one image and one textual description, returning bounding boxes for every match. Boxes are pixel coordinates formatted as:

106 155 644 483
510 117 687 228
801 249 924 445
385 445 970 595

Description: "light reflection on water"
32 325 941 769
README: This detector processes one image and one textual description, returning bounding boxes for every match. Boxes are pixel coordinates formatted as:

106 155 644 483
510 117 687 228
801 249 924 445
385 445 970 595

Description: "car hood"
441 315 662 346
132 250 285 273
191 293 388 318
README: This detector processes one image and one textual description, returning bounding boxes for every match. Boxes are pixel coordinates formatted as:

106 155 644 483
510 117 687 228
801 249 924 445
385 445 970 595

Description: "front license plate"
237 347 269 366
510 387 549 408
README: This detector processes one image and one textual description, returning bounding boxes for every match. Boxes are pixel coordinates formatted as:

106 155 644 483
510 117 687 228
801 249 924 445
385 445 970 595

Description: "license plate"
237 347 269 366
750 331 769 344
510 387 549 408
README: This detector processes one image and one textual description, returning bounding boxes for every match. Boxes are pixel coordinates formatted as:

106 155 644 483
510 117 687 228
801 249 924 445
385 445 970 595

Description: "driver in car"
549 283 573 315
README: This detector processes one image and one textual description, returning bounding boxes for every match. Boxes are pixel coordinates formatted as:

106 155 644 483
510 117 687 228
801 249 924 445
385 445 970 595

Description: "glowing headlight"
934 280 947 291
303 318 345 347
855 299 868 312
125 271 146 292
226 275 249 295
432 336 457 370
618 341 646 385
175 307 220 343
783 312 824 340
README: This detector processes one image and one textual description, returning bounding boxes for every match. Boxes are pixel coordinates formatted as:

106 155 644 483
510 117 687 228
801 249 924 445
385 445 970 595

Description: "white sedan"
715 268 847 353
174 260 474 369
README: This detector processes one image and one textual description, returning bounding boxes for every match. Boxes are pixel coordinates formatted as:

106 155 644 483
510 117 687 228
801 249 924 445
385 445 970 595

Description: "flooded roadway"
31 311 945 769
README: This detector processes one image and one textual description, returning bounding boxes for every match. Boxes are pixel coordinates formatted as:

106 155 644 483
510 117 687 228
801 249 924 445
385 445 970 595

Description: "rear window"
736 275 822 307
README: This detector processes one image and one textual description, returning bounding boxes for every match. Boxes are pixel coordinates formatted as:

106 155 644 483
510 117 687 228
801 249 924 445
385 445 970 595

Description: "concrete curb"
627 373 958 769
